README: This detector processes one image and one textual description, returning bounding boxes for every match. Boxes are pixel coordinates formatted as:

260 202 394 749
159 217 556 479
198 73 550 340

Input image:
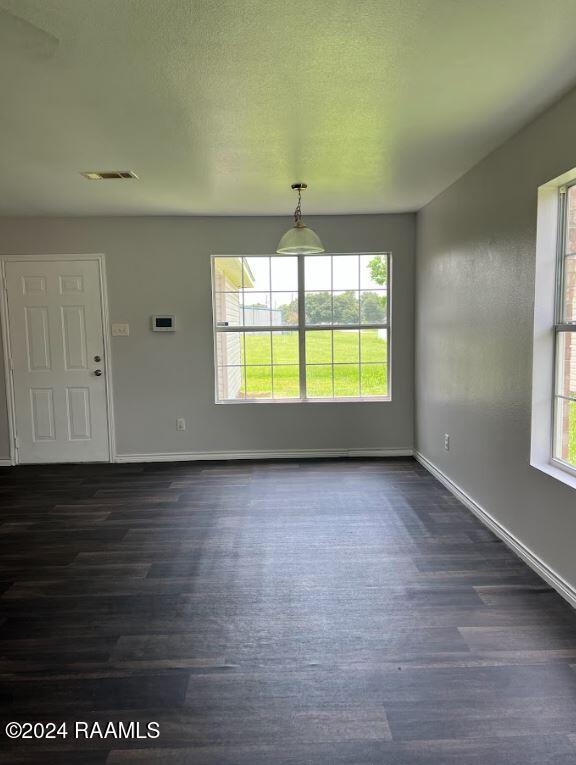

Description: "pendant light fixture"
276 182 325 254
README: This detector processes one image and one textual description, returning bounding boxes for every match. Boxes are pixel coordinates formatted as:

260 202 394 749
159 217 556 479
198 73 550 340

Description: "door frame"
0 254 116 465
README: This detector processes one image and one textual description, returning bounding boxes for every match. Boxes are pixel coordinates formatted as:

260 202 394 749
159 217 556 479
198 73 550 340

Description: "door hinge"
560 186 567 195
13 435 19 449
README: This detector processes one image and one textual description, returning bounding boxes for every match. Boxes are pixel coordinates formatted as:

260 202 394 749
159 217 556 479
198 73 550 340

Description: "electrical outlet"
176 418 186 431
444 434 450 451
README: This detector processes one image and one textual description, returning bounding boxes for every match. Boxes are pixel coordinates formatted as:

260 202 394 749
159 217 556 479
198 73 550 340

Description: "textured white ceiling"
2 0 576 215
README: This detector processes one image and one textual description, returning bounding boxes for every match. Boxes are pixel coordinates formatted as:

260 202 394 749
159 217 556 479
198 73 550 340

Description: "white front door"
4 258 110 463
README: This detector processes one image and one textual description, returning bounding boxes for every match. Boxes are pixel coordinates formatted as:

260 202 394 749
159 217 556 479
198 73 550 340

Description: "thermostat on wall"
152 315 176 331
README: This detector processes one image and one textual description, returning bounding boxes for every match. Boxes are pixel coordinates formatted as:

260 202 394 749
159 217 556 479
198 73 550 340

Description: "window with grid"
553 184 576 470
212 253 390 402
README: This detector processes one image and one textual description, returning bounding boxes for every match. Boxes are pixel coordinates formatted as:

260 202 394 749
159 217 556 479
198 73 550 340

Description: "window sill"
216 396 392 405
530 459 576 491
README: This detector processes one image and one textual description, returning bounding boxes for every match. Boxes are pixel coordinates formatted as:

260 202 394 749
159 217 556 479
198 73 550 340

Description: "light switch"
111 323 130 337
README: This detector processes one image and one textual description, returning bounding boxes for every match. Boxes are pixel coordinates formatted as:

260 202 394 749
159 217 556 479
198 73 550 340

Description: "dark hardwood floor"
2 457 576 764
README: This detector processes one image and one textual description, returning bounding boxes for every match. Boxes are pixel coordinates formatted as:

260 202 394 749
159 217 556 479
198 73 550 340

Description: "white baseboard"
414 451 576 610
0 458 13 467
115 447 413 464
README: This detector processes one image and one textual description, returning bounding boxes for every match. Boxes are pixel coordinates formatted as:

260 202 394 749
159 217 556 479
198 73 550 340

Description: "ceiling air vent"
81 170 139 180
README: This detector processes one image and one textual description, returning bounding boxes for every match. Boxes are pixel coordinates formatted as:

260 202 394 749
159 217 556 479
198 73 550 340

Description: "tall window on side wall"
211 253 390 402
553 185 576 470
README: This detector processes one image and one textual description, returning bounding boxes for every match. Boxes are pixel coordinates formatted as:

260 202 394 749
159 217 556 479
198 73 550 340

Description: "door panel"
30 388 55 441
22 276 47 295
25 306 51 370
61 305 88 370
66 387 91 440
5 259 109 463
59 274 84 294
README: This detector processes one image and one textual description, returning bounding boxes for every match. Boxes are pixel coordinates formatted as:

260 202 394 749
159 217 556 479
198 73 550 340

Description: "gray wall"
416 86 576 588
0 214 415 459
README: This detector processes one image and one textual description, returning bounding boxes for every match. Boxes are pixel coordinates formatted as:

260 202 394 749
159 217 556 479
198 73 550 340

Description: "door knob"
94 369 103 376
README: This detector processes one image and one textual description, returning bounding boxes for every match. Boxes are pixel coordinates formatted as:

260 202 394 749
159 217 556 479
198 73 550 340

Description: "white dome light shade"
276 182 325 255
276 221 325 254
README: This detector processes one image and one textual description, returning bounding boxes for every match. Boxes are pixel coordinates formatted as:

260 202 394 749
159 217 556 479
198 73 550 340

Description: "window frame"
211 252 392 404
551 182 576 476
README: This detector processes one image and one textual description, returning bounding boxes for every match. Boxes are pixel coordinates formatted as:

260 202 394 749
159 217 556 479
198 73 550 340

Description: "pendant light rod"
291 182 307 226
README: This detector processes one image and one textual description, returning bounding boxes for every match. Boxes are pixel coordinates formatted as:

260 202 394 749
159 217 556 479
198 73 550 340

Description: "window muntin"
553 186 576 468
212 254 390 403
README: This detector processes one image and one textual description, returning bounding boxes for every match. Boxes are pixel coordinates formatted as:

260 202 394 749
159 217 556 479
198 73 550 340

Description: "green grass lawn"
569 400 576 465
241 329 388 399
